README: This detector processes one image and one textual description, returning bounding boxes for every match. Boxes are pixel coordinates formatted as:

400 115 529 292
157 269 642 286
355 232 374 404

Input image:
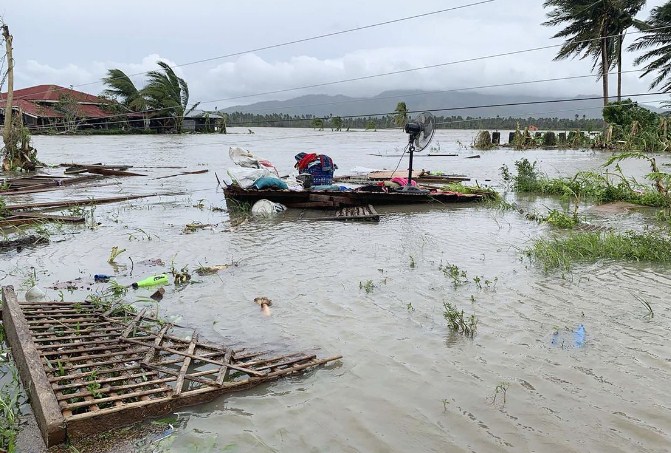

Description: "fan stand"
395 132 429 194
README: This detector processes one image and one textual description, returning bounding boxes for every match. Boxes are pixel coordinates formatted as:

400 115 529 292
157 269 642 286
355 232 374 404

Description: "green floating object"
131 274 169 289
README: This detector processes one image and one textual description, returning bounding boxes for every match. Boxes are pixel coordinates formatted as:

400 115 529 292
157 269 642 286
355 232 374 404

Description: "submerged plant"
443 302 477 337
107 246 126 264
545 209 578 229
359 280 375 293
472 130 496 150
0 342 22 451
440 182 499 200
490 381 510 407
439 262 468 287
633 294 654 318
0 196 8 219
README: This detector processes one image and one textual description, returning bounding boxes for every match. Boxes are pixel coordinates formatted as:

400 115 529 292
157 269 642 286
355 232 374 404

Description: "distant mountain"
222 89 660 119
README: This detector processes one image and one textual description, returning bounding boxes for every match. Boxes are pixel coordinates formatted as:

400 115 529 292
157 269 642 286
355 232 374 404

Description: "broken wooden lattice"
0 286 341 447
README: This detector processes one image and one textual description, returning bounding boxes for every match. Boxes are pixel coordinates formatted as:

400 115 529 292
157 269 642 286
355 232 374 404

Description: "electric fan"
398 112 435 192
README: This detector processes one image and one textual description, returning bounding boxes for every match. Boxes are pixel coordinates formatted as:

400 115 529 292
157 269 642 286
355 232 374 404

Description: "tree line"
223 111 604 132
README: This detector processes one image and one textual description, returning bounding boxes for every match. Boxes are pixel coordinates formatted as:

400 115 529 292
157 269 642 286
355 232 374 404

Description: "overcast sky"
1 0 668 110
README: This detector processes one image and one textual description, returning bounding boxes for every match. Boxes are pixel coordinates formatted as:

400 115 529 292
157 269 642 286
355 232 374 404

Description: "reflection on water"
4 129 671 452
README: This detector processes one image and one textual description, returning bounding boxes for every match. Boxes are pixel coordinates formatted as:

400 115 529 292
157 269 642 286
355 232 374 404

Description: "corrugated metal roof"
0 85 115 119
14 99 63 118
0 85 102 103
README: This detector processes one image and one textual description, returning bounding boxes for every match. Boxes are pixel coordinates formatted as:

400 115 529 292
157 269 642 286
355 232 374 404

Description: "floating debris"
195 264 233 276
182 222 215 234
0 235 49 251
150 287 165 301
318 204 380 222
0 286 340 447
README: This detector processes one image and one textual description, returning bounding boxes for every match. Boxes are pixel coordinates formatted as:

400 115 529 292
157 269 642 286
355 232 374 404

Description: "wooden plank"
121 309 147 338
174 332 198 396
6 192 184 212
255 354 316 371
142 363 220 388
53 370 159 391
317 204 380 222
215 348 233 385
1 286 67 446
8 212 85 223
122 337 265 376
154 169 209 180
61 386 172 411
144 323 170 364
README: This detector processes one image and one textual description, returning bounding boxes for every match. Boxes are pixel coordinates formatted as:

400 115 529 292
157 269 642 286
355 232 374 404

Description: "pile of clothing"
294 153 338 185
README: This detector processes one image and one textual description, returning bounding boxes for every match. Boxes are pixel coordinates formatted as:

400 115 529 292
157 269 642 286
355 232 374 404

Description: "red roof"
0 84 103 103
1 85 115 119
14 99 63 118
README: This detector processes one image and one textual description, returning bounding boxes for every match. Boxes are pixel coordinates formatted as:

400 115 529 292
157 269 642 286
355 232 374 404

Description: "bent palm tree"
611 0 647 101
142 61 199 133
543 0 622 106
629 2 671 92
101 69 149 129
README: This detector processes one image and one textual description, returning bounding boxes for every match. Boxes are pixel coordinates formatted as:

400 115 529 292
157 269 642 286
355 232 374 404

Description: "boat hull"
223 187 483 209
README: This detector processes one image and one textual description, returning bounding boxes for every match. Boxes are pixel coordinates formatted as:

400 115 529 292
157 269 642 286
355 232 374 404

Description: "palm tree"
142 61 199 133
543 0 638 106
101 69 149 129
394 101 408 127
610 1 647 101
629 2 671 93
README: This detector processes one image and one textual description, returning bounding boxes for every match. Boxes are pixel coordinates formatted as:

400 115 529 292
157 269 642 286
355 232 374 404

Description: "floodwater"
2 128 671 452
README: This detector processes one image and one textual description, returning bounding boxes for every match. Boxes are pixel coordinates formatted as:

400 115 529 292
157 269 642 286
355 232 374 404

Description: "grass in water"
440 182 499 200
528 231 671 271
443 302 477 337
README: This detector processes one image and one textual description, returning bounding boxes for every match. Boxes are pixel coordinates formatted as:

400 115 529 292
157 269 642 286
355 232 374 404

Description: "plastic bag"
229 147 279 176
227 167 271 188
229 147 260 168
251 199 287 215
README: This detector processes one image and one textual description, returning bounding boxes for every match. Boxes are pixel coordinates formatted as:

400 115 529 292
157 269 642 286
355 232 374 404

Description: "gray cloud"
2 0 667 108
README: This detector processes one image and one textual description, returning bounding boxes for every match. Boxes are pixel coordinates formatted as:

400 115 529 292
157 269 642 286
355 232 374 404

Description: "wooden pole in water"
2 24 14 163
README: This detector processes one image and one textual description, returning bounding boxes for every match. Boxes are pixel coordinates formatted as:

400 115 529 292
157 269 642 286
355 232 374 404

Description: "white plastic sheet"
226 167 271 188
251 199 287 215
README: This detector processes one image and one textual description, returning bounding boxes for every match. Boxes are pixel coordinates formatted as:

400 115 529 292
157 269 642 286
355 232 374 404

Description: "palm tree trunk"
617 33 623 102
601 35 609 106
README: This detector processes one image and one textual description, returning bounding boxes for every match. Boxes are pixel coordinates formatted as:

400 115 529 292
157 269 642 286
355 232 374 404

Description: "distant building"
0 84 116 131
183 109 227 133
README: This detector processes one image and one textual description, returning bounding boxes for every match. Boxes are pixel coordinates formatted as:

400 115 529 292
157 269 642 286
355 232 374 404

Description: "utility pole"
2 23 13 153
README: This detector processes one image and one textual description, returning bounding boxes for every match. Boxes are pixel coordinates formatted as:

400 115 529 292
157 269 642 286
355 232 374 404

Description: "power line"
196 26 671 106
49 1 498 90
18 67 655 131
17 69 632 128
230 69 648 115
9 19 671 107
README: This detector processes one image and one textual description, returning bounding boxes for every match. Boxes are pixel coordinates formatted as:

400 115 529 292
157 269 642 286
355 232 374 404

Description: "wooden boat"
224 185 483 209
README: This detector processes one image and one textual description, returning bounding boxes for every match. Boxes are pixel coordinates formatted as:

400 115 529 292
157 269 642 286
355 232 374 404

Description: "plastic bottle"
131 274 168 289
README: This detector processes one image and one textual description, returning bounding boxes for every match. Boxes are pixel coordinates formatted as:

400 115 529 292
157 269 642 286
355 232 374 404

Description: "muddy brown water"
2 128 671 452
